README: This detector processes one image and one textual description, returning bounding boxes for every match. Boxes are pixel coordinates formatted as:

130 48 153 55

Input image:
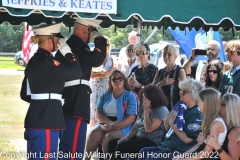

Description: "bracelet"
189 56 195 62
216 147 223 154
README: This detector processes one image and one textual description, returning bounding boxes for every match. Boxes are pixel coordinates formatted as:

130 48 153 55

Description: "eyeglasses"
127 49 134 53
136 52 146 56
207 69 218 74
207 48 216 52
112 77 124 82
179 90 191 96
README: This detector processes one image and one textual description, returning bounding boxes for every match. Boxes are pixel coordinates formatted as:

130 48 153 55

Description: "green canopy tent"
1 0 240 39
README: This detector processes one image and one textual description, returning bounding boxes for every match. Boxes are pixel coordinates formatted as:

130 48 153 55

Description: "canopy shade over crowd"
0 0 240 31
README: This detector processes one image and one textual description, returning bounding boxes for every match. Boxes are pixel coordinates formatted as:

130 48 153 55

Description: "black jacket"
20 48 82 129
55 35 106 122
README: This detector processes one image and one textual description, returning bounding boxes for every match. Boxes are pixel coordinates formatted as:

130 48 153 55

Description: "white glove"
57 39 72 57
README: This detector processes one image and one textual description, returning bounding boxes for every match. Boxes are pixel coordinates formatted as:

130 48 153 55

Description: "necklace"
139 62 150 71
166 64 176 73
140 62 149 68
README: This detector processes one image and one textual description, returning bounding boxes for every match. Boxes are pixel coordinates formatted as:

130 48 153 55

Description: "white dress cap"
33 23 63 38
75 18 102 27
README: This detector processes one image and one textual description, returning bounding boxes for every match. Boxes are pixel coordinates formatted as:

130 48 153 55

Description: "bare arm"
117 114 136 129
152 70 160 85
143 108 162 133
95 108 113 124
207 128 240 160
178 68 187 81
125 122 138 138
180 120 225 160
182 49 197 75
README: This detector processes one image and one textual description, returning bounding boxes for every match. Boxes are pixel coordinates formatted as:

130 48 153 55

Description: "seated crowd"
85 40 240 160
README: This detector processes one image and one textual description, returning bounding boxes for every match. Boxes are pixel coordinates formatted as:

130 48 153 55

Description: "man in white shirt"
120 44 140 77
118 31 137 69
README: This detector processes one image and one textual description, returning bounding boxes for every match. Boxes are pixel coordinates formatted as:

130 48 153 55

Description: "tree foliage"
0 22 239 52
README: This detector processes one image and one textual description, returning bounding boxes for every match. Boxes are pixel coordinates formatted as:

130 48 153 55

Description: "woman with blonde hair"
153 44 186 111
175 88 228 160
20 23 82 158
89 36 117 130
205 93 240 160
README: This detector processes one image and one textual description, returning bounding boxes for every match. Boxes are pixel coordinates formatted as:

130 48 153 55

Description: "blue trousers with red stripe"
59 117 87 160
24 129 59 160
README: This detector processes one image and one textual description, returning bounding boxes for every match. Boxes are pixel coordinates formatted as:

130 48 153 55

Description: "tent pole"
134 15 142 43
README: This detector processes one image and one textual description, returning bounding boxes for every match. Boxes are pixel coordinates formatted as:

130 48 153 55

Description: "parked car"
110 48 121 57
88 42 95 51
14 51 27 67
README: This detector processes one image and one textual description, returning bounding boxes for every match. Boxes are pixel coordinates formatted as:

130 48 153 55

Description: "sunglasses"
127 49 134 53
136 52 146 56
112 77 124 82
220 101 225 106
179 90 190 96
207 69 218 74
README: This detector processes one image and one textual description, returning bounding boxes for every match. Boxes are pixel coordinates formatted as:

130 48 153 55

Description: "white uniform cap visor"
33 23 64 38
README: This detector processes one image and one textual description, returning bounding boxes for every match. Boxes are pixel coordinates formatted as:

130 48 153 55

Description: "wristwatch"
216 147 223 154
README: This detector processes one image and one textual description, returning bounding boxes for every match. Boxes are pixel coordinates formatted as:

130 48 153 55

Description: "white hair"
128 31 137 37
179 78 205 103
207 40 220 50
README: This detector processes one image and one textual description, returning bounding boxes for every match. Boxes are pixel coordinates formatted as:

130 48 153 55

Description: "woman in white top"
206 93 240 160
84 70 138 159
175 88 227 160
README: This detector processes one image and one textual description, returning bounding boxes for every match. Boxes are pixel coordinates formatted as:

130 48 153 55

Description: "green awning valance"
1 0 240 31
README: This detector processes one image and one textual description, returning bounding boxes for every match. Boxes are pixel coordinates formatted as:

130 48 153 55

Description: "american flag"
22 22 34 62
173 101 187 131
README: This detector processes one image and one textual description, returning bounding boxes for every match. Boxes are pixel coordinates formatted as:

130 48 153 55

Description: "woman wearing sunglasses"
205 93 240 160
107 84 169 159
84 70 138 159
128 43 158 93
89 37 117 130
203 59 224 90
174 88 227 160
138 78 204 160
153 44 187 111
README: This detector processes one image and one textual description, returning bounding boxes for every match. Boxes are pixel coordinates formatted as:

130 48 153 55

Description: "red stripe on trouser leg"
71 118 82 160
45 129 50 160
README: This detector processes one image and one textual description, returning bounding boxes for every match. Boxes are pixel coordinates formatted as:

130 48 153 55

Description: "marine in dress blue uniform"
54 18 107 159
20 23 82 160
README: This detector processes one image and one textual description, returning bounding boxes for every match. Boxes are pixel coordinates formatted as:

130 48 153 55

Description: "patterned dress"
89 56 113 130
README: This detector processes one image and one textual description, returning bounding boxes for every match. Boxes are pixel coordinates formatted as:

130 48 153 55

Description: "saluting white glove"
57 39 72 57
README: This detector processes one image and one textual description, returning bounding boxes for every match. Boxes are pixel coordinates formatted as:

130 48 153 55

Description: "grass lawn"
0 57 28 159
0 56 25 70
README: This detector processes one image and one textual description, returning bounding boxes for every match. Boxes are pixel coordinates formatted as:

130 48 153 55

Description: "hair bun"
31 36 39 44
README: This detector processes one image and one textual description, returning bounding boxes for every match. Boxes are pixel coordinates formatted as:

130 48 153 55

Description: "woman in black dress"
152 44 186 111
128 43 158 94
